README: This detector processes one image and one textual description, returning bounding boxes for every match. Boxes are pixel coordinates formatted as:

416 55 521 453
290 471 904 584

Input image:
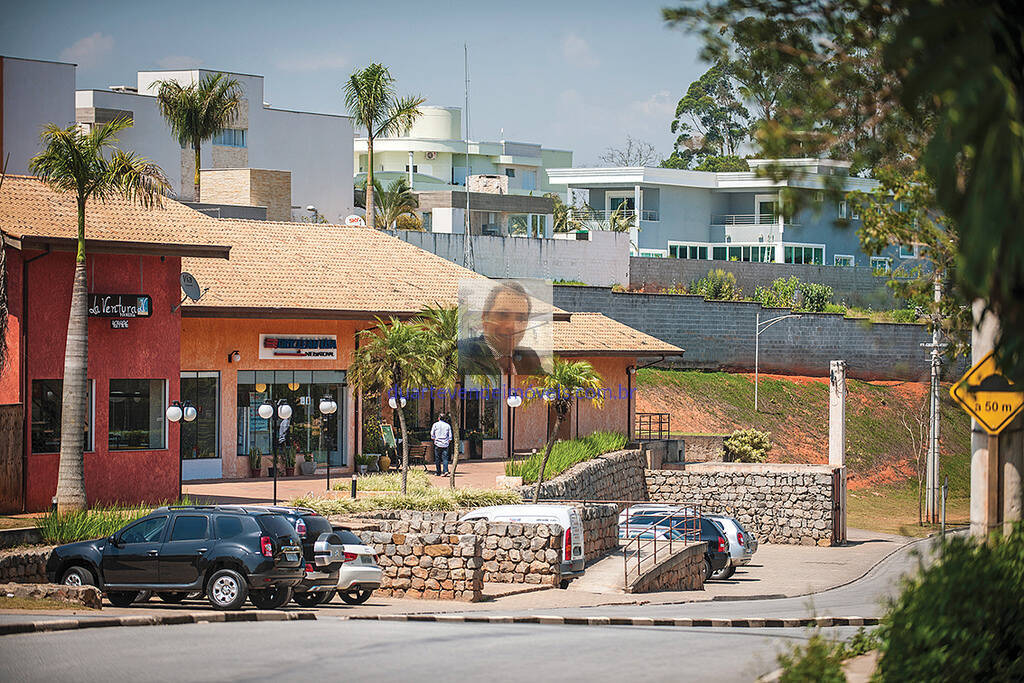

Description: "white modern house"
354 105 572 200
1 56 77 175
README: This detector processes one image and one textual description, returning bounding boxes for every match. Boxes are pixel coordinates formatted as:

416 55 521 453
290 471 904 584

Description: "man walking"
430 413 453 477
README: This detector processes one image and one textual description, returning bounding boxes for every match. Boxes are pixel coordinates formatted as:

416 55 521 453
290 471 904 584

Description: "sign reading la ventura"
88 294 152 318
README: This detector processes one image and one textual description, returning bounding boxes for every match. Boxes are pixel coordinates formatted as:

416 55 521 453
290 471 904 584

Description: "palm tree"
530 358 605 503
418 305 461 489
348 318 433 494
154 72 242 201
344 64 424 230
29 118 170 512
356 177 419 229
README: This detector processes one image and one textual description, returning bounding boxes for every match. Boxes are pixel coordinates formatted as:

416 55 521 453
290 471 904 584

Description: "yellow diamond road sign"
950 350 1024 435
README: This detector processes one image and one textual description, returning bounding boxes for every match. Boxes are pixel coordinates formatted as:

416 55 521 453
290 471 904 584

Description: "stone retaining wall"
626 542 706 594
0 546 54 583
519 450 648 503
646 463 837 545
1 582 102 609
578 503 620 562
364 531 483 601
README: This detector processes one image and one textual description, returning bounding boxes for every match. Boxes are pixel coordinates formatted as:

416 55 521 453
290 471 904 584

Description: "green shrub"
291 488 522 515
355 453 379 468
689 269 740 300
889 307 918 323
799 282 835 312
723 428 771 463
753 277 835 312
505 431 627 482
342 469 432 493
37 497 195 544
875 525 1024 681
776 632 847 683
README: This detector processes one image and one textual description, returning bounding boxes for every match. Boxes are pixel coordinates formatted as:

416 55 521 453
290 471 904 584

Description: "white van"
459 505 585 584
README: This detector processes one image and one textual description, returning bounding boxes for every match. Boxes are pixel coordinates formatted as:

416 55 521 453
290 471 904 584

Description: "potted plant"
299 454 316 476
356 453 378 475
283 443 297 477
377 452 392 472
248 447 262 478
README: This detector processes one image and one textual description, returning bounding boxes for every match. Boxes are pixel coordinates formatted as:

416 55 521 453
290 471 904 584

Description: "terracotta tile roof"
0 175 231 257
554 312 682 356
181 218 491 317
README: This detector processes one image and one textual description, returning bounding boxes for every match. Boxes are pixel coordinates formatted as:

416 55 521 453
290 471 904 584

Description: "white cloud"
60 32 114 68
561 33 599 69
632 89 675 119
156 55 204 69
275 52 349 72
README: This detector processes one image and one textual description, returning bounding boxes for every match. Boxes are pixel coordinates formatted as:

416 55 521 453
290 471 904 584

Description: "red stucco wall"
15 249 181 511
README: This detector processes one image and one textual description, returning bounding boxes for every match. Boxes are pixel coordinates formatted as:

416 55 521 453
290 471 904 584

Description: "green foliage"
282 443 296 468
355 453 379 468
693 155 749 172
553 279 587 286
356 176 418 229
799 282 834 312
670 61 749 169
506 431 627 482
753 277 834 312
837 628 881 659
776 632 847 683
37 498 195 544
350 469 432 493
690 268 740 301
247 447 262 471
723 428 771 463
292 488 522 515
876 525 1024 681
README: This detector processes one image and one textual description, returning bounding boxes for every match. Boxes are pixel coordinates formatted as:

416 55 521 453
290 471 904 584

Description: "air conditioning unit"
425 151 437 160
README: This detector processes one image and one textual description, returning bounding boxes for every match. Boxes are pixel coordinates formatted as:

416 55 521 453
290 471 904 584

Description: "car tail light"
737 531 744 546
343 552 358 563
305 563 314 574
295 518 307 537
718 536 726 553
564 528 572 561
260 535 273 558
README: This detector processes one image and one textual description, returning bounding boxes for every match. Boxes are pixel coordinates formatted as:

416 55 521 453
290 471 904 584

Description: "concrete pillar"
632 185 641 256
829 360 847 544
775 212 785 263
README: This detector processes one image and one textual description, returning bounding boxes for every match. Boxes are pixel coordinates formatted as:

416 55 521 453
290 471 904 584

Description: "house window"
522 170 537 191
404 164 418 173
784 245 825 265
421 212 432 231
712 246 728 261
109 379 167 450
180 372 219 461
508 214 529 236
530 214 545 237
639 250 667 258
358 155 368 173
212 128 247 148
838 200 848 219
504 168 516 178
669 244 709 259
899 244 917 259
851 206 860 220
31 379 93 453
834 255 855 267
871 257 892 273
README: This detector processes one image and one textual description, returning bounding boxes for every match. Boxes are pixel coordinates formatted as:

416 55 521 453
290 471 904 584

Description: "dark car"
45 505 305 610
620 513 731 582
257 506 348 608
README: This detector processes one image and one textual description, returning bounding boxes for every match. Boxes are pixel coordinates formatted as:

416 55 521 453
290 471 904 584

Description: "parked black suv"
255 506 347 608
46 505 306 610
621 512 732 581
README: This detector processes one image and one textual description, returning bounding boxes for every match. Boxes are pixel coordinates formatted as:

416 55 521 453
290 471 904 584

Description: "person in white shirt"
429 413 453 476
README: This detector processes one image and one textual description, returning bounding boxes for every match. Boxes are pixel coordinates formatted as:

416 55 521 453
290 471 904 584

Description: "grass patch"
35 497 196 544
505 431 627 483
291 488 522 516
0 517 35 530
0 596 95 611
340 469 432 493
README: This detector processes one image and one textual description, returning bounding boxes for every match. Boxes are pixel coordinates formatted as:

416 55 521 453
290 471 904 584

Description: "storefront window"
109 379 166 450
460 377 501 440
237 370 346 466
180 372 219 460
31 379 93 453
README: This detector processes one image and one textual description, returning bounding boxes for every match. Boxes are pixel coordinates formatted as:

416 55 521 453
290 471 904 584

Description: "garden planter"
249 468 261 478
285 467 295 477
299 461 316 475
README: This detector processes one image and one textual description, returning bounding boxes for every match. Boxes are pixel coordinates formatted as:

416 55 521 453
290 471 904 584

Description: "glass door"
180 371 220 480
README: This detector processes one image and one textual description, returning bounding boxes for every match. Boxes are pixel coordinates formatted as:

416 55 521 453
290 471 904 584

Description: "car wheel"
206 569 248 611
703 557 714 582
158 592 188 603
107 591 142 608
712 564 737 580
338 588 372 605
249 585 292 610
61 565 95 587
293 591 330 607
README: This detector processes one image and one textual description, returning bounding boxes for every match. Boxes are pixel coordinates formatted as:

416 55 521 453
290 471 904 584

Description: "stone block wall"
576 503 620 562
626 542 706 594
1 582 102 609
364 531 483 601
680 435 727 463
0 546 54 583
519 450 648 503
646 463 837 546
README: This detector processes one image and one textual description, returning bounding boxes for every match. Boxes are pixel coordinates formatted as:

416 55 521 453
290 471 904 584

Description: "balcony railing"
711 213 780 225
568 209 659 222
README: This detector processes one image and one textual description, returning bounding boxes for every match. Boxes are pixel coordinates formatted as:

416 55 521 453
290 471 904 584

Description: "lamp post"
318 394 339 490
387 395 407 468
165 400 197 500
754 312 803 412
506 391 522 462
258 399 292 505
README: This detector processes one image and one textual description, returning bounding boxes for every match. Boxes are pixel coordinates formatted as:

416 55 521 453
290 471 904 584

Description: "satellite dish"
345 214 366 227
180 272 203 301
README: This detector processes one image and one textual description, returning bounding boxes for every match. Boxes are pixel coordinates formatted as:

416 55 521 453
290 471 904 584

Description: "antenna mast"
463 42 475 271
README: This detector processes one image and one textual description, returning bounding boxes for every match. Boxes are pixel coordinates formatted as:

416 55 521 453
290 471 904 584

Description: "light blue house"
547 159 917 271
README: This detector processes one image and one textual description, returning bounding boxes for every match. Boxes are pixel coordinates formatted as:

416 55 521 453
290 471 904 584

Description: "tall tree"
529 358 605 503
344 64 424 231
348 318 433 494
29 118 170 511
356 176 418 229
154 73 242 201
669 61 749 169
418 305 462 489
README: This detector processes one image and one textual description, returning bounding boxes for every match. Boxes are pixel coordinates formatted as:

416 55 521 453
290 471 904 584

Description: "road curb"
0 610 316 637
347 614 879 628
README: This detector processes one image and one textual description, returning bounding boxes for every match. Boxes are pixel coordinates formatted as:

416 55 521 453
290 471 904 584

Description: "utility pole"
921 273 947 523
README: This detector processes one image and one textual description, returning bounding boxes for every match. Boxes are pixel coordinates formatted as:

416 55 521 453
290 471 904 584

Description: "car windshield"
257 514 297 537
302 515 332 537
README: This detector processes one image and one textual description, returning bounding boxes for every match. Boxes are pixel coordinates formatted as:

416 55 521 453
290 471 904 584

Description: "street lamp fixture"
387 396 407 409
165 400 196 501
259 399 293 504
754 312 803 412
317 395 338 490
506 392 522 461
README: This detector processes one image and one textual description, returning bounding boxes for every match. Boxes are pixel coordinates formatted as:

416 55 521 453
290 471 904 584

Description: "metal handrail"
635 412 670 441
569 209 660 222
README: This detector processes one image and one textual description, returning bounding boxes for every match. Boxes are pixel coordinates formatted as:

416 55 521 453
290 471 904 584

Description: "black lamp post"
318 394 338 490
258 399 292 505
165 400 197 500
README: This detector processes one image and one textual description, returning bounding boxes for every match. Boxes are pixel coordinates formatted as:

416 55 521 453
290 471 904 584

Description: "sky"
1 0 706 165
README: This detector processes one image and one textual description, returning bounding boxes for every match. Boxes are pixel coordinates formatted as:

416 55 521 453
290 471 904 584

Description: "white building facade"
1 56 77 175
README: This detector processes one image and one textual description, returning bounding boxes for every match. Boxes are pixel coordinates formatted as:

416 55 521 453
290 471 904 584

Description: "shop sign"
88 294 152 318
110 319 130 330
259 334 338 360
